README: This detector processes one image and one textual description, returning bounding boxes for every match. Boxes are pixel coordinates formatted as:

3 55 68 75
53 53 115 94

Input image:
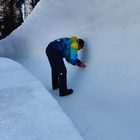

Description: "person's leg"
58 65 67 94
46 46 73 96
46 46 59 89
57 59 73 96
51 68 59 89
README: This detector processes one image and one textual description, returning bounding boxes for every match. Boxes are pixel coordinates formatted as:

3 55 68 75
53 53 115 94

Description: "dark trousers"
46 45 67 94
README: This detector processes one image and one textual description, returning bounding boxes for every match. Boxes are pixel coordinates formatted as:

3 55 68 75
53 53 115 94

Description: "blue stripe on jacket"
49 38 81 66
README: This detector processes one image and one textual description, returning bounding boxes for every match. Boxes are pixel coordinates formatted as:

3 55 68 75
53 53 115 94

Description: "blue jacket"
49 37 81 66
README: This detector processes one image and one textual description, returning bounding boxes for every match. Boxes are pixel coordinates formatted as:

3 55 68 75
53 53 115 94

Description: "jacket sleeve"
65 48 82 66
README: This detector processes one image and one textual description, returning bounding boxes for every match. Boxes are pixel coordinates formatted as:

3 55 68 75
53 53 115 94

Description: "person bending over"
46 36 86 96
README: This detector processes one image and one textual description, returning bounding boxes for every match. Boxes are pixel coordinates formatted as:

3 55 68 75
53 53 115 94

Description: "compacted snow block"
0 58 84 140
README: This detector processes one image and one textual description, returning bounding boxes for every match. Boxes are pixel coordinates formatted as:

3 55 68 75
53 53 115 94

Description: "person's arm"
65 48 86 68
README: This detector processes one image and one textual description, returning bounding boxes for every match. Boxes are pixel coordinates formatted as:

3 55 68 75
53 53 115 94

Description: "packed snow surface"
0 58 84 140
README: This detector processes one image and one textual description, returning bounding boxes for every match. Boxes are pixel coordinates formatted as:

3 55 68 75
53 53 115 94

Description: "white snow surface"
0 0 140 140
0 57 84 140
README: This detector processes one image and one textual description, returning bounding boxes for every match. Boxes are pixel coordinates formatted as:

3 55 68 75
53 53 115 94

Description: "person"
46 36 86 96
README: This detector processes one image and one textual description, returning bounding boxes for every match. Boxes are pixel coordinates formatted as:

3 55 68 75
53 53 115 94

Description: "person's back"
48 37 70 51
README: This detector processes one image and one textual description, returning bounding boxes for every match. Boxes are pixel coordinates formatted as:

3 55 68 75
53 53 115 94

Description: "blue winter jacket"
49 37 82 66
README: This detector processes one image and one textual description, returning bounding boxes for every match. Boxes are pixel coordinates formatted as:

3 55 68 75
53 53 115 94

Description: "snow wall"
0 0 140 140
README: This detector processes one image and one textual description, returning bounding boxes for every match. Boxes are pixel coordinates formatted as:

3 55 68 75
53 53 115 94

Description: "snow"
0 0 140 140
0 57 84 140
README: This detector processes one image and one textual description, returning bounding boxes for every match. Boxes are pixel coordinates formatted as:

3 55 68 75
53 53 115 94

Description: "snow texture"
0 0 140 140
0 57 84 140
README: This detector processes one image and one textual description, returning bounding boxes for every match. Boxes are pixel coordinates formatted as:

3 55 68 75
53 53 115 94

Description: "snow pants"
46 44 68 94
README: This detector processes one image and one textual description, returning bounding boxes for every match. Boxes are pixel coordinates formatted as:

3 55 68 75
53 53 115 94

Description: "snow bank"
0 57 84 140
1 0 140 140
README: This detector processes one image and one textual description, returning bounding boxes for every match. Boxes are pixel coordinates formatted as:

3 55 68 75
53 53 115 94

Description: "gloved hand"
78 62 86 68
